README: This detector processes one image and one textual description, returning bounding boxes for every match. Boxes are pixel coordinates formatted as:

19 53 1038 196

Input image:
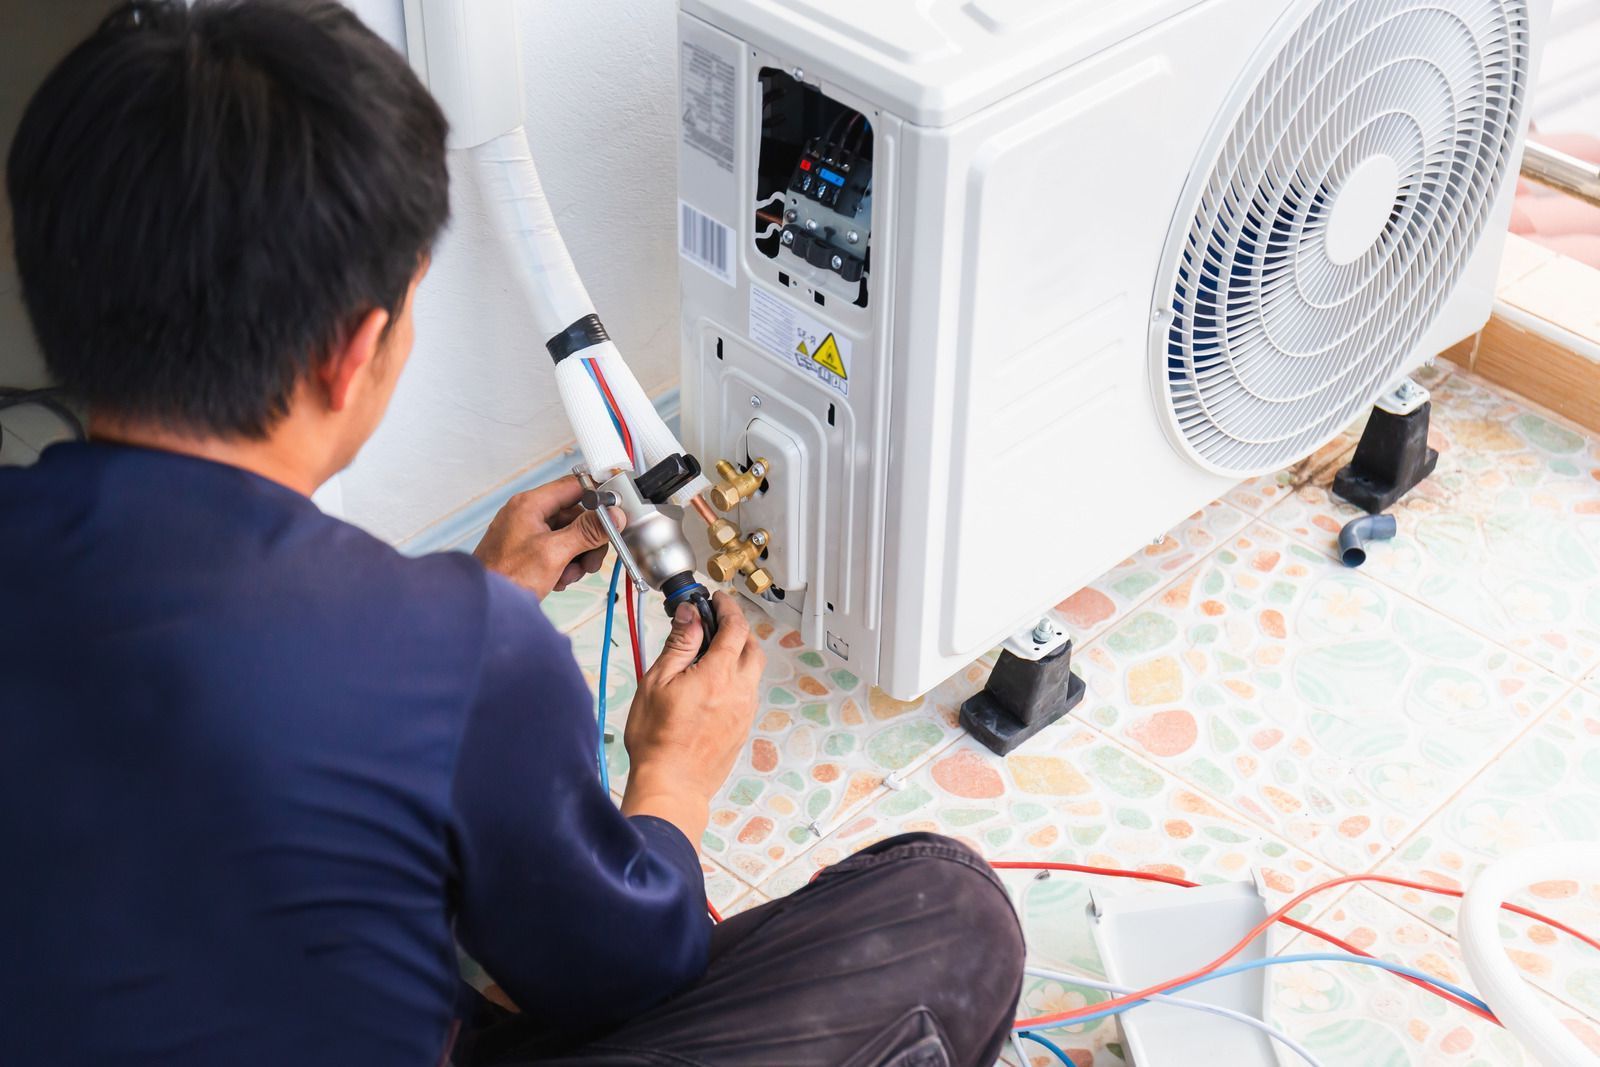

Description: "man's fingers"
554 560 586 592
704 592 751 662
649 601 703 679
740 630 767 676
516 475 585 520
548 508 618 561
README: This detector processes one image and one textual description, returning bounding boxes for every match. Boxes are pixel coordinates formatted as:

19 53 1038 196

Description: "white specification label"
680 40 735 173
749 286 852 397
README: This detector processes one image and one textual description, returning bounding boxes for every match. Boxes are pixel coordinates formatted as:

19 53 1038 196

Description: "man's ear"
317 307 390 413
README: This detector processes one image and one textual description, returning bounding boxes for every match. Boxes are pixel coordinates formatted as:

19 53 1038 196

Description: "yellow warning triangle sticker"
810 334 847 379
796 340 810 358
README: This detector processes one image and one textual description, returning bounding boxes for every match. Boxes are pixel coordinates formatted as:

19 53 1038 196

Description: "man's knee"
821 834 1024 1022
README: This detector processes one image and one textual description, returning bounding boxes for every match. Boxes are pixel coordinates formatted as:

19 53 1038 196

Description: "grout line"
1064 513 1570 882
1067 499 1256 647
1055 516 1370 876
1359 680 1584 879
1252 480 1600 687
747 727 973 896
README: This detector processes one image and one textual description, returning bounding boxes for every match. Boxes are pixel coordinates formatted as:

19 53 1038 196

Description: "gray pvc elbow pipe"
1339 514 1397 568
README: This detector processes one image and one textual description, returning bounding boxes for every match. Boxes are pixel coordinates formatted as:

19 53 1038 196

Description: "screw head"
781 231 795 246
749 529 769 548
830 254 844 270
785 209 797 222
750 395 762 408
805 219 818 232
1030 618 1055 643
792 67 805 82
847 230 860 244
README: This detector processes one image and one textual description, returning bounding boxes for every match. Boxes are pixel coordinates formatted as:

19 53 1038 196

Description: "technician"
0 3 1023 1066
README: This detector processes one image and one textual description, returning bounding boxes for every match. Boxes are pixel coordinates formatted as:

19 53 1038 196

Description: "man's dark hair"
6 0 450 438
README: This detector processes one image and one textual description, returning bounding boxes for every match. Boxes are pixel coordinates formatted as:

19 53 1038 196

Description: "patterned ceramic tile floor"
535 362 1600 1065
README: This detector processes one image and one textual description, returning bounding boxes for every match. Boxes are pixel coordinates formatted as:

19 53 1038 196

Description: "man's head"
6 0 448 478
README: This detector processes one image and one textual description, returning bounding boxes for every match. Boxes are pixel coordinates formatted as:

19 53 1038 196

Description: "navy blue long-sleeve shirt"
0 442 709 1066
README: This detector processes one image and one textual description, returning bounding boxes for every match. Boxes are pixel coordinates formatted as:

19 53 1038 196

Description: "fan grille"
1159 0 1531 474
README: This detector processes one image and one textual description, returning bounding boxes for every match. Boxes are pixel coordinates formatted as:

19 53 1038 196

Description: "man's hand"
621 593 764 848
474 476 619 599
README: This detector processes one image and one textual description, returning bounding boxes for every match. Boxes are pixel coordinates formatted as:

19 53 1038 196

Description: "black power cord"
0 387 87 458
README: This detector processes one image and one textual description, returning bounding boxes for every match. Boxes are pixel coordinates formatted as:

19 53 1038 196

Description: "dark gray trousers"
459 834 1025 1067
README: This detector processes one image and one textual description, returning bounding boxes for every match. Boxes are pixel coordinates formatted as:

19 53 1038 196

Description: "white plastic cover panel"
681 0 1207 125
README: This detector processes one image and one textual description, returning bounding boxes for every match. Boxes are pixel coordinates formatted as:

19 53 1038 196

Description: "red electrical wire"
587 359 636 470
707 901 723 924
993 862 1497 1022
1012 869 1600 1030
623 588 645 681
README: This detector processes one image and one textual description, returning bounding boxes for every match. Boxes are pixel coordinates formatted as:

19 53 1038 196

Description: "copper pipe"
690 495 717 526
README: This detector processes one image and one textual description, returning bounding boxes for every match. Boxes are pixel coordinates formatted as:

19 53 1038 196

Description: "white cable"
1461 844 1600 1067
1023 967 1326 1067
1009 1032 1033 1066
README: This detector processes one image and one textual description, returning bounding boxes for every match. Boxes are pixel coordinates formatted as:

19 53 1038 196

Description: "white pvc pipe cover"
1459 843 1600 1067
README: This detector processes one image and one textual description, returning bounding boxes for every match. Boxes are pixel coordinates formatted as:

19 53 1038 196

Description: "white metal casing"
677 0 1546 699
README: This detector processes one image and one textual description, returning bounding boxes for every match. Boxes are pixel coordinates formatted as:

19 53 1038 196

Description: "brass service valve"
709 458 770 512
707 517 741 551
707 529 775 596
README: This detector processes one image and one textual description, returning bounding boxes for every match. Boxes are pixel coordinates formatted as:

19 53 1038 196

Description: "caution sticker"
749 286 853 397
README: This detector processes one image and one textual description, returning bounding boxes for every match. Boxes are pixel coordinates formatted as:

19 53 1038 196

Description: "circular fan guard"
1156 0 1532 475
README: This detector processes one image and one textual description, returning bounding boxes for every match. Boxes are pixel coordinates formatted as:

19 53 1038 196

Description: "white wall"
339 0 684 542
2 3 110 396
2 0 683 520
1539 0 1600 132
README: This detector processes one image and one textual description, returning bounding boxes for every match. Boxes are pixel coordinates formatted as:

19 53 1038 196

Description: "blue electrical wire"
582 359 627 446
1021 952 1492 1031
1018 1031 1072 1064
596 560 622 791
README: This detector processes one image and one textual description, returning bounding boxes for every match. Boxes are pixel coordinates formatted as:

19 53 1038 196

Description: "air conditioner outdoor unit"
675 0 1546 702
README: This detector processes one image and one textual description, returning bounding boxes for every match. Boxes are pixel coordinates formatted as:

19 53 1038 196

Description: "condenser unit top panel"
681 0 1207 126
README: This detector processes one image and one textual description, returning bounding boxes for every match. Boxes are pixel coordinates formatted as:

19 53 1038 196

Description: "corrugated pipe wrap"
473 125 709 502
595 348 712 504
471 127 594 332
554 353 632 475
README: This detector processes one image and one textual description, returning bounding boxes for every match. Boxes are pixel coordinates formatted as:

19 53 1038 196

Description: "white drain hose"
470 127 711 502
1459 843 1600 1067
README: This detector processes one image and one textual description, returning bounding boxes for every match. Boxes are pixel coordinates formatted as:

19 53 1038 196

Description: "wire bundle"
999 861 1600 1066
586 357 644 788
582 362 713 926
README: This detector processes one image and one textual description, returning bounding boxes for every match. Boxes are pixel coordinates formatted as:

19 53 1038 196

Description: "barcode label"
679 201 735 286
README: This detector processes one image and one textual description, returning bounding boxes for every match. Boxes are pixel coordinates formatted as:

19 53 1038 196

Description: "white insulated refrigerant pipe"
401 0 710 503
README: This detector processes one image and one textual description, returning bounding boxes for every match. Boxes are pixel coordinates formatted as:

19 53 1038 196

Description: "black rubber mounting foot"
1332 400 1439 514
960 640 1086 756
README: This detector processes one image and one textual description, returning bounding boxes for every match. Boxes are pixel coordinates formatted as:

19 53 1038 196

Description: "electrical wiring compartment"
755 68 872 308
